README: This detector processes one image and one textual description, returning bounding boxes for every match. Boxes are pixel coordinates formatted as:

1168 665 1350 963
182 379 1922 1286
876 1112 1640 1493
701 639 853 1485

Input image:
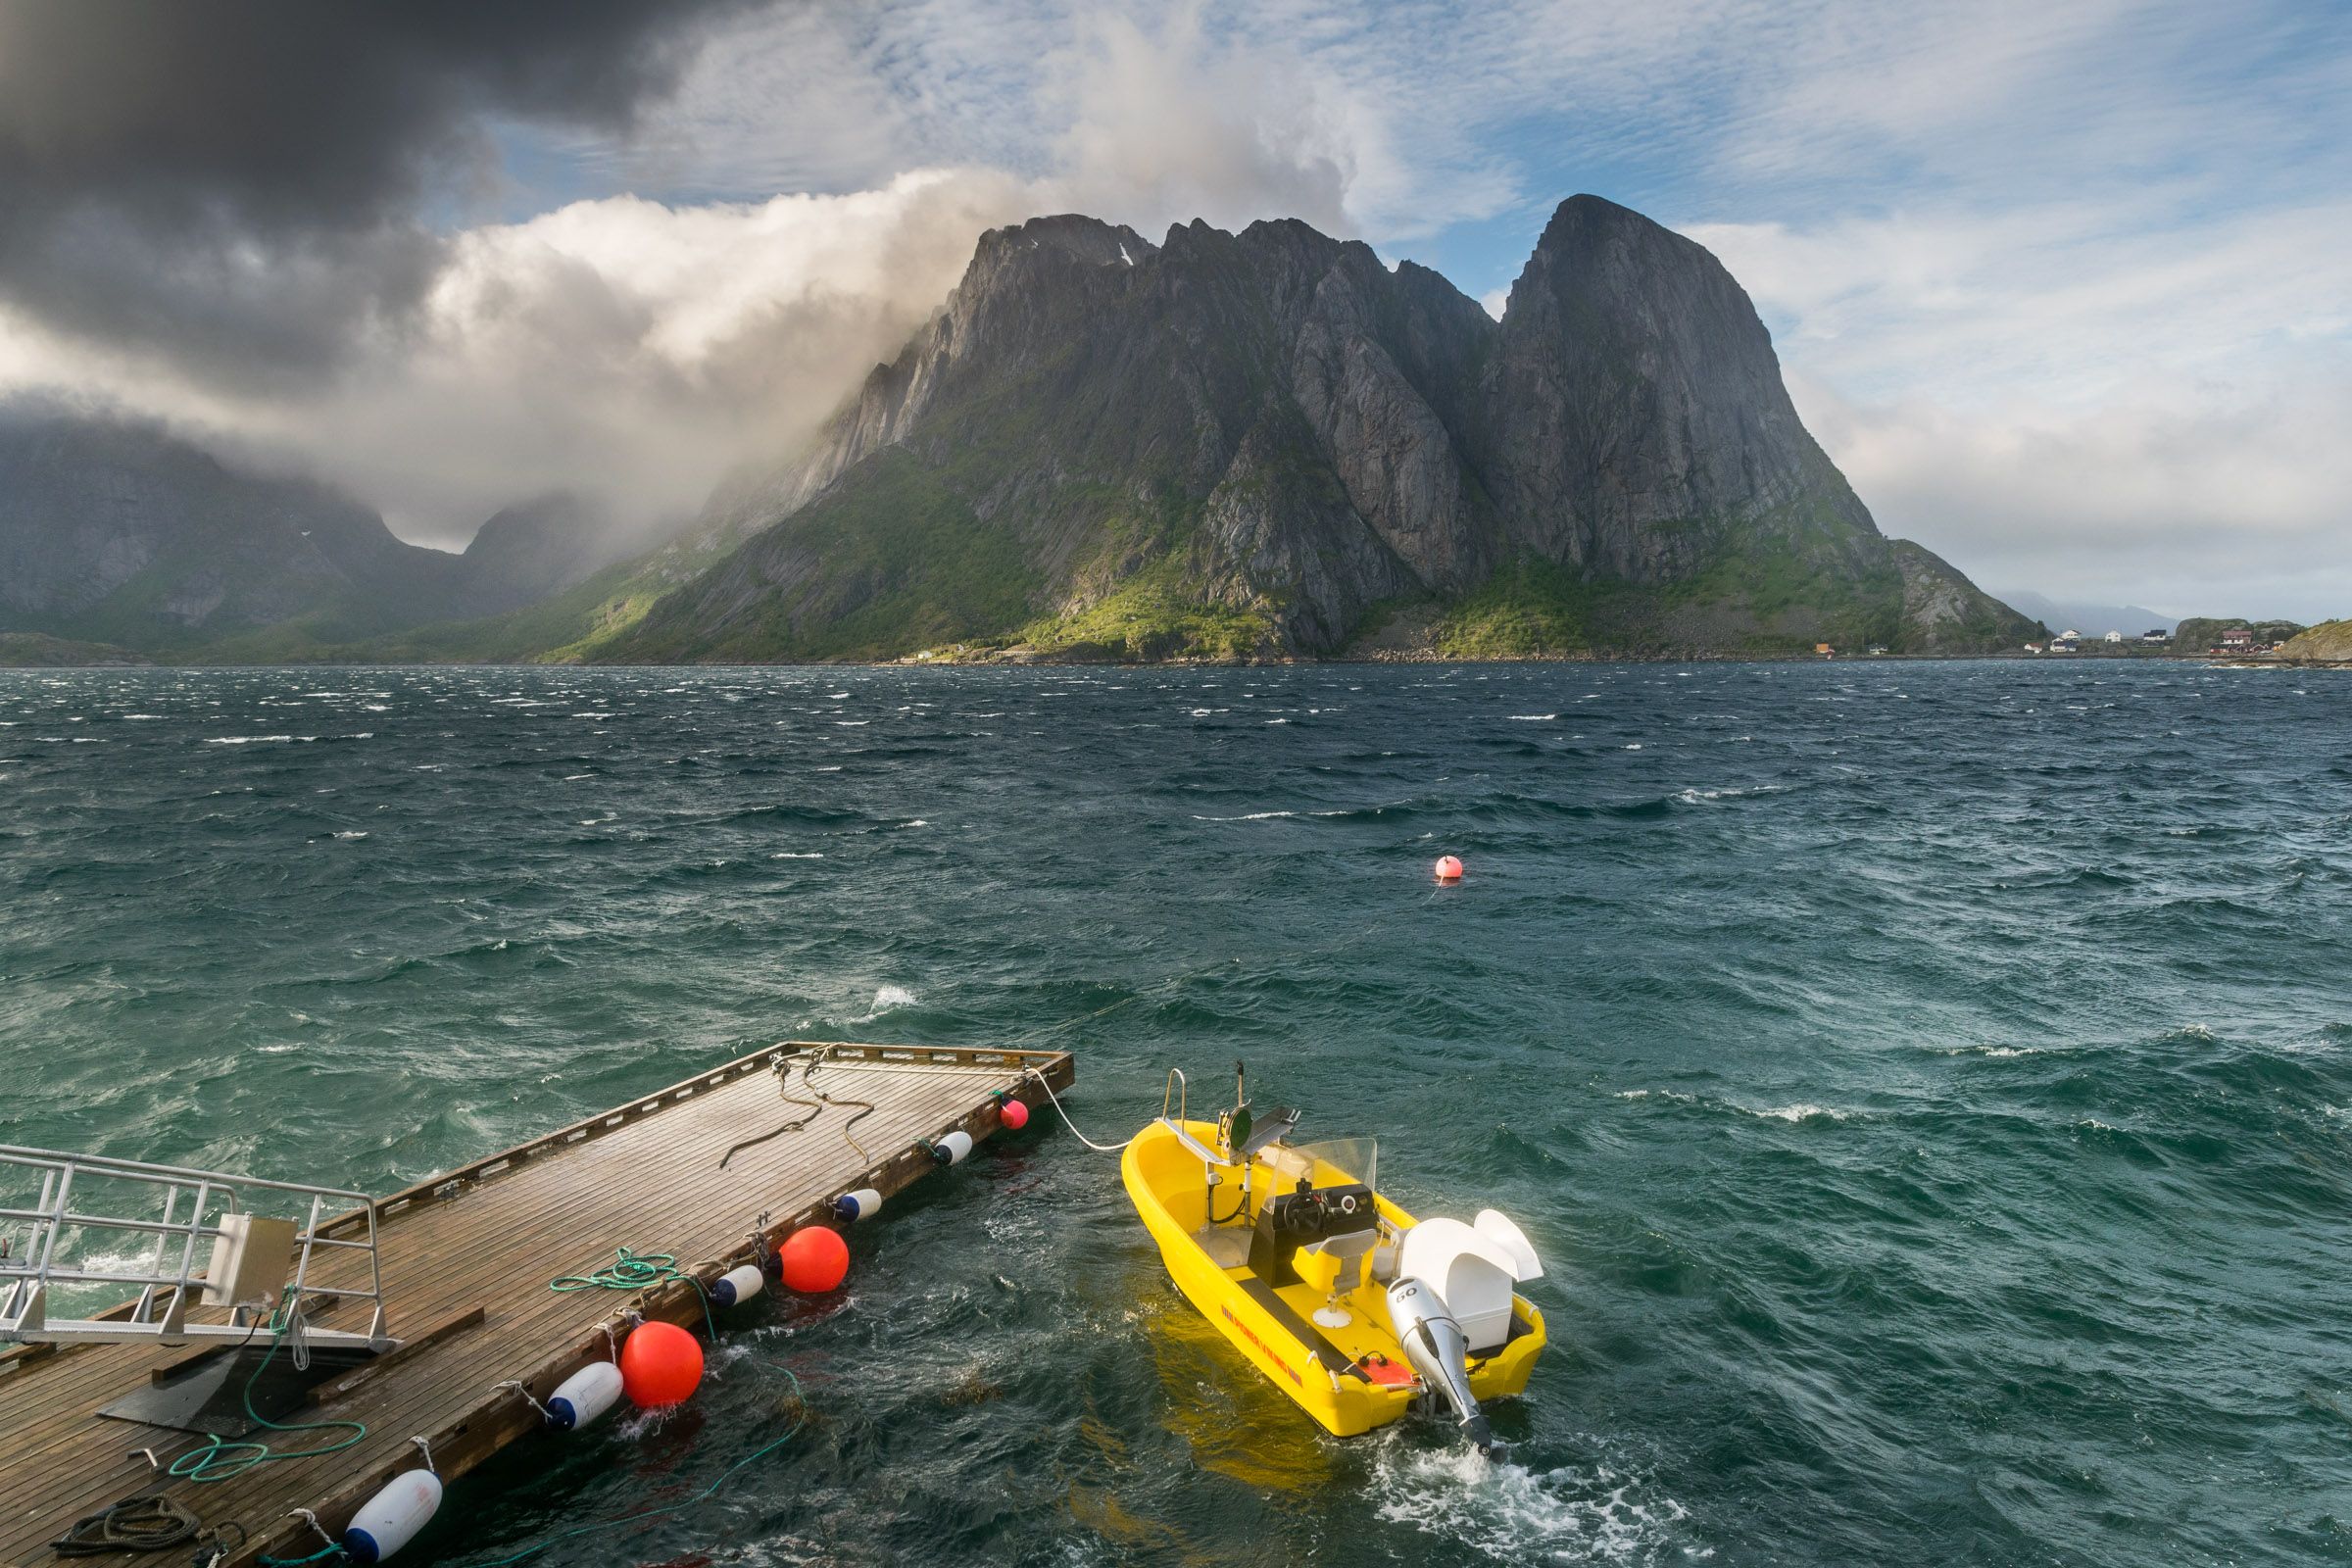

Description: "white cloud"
1688 197 2352 616
0 8 1380 545
1 170 1048 547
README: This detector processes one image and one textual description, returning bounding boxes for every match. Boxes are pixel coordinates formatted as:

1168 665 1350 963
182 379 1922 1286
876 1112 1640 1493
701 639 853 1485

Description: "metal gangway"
0 1145 393 1350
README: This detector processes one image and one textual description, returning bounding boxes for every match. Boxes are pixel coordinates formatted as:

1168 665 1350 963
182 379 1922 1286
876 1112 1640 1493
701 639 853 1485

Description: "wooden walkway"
0 1041 1073 1567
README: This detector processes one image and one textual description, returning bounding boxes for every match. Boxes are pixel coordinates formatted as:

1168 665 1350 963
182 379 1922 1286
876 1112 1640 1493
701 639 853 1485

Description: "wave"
1368 1440 1691 1565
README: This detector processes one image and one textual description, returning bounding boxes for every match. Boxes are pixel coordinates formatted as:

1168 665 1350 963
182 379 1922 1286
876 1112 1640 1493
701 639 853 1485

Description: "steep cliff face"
1480 197 1882 581
618 194 2032 662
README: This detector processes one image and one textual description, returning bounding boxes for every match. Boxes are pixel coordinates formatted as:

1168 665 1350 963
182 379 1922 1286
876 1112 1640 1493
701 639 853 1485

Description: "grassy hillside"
2278 619 2352 661
0 631 152 667
612 451 1044 662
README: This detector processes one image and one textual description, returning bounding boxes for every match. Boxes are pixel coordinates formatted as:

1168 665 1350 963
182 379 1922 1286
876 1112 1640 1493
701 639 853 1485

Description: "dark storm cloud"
0 0 754 383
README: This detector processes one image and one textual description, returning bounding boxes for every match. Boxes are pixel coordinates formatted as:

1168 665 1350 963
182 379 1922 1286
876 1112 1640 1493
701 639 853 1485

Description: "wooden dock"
0 1041 1073 1566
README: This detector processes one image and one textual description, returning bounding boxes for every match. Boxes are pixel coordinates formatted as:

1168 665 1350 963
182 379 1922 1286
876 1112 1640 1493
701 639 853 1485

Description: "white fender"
933 1130 974 1165
1473 1209 1544 1281
344 1468 442 1563
710 1263 765 1308
547 1360 623 1430
834 1187 884 1222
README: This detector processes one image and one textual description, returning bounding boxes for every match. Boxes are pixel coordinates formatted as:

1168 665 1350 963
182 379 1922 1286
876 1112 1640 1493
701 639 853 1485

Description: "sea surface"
3 661 2349 1566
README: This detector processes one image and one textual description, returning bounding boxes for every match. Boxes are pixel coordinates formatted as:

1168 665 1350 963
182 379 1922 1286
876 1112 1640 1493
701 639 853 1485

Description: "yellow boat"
1119 1068 1545 1449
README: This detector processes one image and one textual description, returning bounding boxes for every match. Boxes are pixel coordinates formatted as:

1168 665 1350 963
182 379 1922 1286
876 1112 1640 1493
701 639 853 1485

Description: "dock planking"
0 1041 1073 1566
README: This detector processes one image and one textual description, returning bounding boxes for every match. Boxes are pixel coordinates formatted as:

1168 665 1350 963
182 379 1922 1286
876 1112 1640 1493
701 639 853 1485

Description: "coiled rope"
50 1496 240 1556
167 1297 368 1485
549 1248 714 1338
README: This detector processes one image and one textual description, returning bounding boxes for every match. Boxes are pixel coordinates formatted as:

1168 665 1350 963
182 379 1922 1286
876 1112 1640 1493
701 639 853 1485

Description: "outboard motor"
1385 1276 1494 1453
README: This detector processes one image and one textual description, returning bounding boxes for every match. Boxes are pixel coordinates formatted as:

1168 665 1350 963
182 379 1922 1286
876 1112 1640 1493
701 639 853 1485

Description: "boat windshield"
1272 1136 1377 1199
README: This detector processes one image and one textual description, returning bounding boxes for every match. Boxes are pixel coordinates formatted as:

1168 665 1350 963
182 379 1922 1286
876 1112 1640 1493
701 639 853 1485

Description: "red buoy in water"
778 1225 850 1294
1434 855 1464 881
618 1320 703 1408
999 1097 1030 1131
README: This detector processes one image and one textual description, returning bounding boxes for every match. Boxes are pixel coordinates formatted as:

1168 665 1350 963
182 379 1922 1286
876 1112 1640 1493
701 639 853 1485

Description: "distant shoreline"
8 647 2350 673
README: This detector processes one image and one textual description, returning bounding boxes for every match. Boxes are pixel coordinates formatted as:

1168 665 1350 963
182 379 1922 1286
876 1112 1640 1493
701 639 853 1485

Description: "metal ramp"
0 1144 392 1350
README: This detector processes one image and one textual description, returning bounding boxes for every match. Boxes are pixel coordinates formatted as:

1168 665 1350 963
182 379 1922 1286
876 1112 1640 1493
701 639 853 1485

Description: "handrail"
0 1145 390 1349
1161 1067 1189 1123
0 1145 372 1205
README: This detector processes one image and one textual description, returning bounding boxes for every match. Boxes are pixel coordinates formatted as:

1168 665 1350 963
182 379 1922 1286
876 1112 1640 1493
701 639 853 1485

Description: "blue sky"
8 0 2346 616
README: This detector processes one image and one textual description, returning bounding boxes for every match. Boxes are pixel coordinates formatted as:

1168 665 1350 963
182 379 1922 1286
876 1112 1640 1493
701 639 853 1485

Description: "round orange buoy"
778 1225 850 1294
1434 855 1464 881
999 1097 1030 1131
617 1320 703 1408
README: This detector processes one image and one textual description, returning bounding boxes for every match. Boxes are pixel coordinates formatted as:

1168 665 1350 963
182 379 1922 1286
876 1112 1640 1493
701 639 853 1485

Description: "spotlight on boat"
1385 1276 1494 1453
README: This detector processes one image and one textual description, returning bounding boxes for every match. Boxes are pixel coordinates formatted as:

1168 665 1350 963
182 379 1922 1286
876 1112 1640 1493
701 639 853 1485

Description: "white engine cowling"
1395 1213 1542 1355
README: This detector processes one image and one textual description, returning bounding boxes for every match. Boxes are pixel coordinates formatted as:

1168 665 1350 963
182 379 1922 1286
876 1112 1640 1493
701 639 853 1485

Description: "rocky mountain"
1997 589 2163 637
612 195 2035 662
457 492 640 612
0 414 634 655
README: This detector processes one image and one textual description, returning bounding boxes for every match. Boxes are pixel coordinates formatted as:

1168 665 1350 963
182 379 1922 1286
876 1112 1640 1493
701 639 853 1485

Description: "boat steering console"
1250 1178 1377 1287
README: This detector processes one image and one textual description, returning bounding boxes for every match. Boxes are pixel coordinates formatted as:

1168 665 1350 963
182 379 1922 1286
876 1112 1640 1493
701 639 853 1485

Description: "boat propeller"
1385 1276 1496 1454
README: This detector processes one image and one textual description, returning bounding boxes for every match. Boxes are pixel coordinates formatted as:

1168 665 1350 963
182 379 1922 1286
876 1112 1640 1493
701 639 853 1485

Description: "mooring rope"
457 1361 808 1568
1021 1066 1136 1152
167 1295 368 1485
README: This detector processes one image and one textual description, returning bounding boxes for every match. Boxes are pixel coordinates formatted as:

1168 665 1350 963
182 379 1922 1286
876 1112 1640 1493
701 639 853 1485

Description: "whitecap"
861 984 918 1018
1191 810 1298 821
1749 1103 1847 1122
770 853 826 859
331 831 368 840
1508 713 1558 721
1369 1442 1691 1565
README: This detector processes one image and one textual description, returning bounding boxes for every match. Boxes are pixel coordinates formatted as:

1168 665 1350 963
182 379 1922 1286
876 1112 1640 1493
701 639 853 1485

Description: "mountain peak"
973 214 1152 270
607 194 2034 663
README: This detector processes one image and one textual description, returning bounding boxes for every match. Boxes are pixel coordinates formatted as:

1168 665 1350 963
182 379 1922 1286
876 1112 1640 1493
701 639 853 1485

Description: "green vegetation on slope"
0 631 152 667
1016 564 1271 662
175 556 670 665
612 450 1040 662
2278 619 2352 661
1410 518 1906 660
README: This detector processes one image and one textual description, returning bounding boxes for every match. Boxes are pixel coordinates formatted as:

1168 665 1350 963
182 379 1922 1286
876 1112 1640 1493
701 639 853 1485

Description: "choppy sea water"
3 661 2348 1567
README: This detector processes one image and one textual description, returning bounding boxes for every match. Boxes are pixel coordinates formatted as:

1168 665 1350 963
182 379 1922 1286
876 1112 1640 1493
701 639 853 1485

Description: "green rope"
257 1544 345 1566
548 1247 716 1338
168 1298 368 1485
461 1361 808 1567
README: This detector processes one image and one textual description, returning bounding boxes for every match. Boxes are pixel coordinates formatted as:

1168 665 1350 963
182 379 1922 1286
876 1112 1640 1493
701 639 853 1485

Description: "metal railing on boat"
0 1144 391 1349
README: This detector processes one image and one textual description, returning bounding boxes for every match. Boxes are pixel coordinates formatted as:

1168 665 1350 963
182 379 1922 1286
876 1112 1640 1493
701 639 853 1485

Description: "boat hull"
1120 1118 1544 1439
